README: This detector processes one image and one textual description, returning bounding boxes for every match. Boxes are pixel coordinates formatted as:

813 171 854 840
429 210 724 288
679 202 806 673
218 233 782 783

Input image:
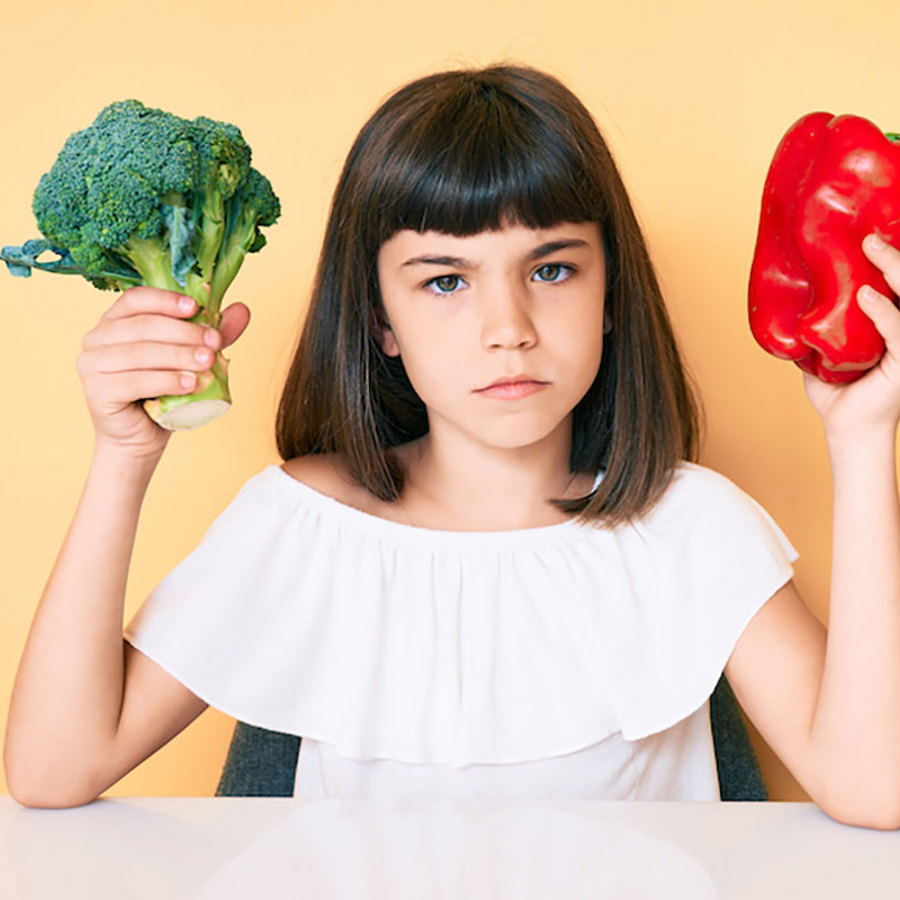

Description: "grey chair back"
216 674 766 800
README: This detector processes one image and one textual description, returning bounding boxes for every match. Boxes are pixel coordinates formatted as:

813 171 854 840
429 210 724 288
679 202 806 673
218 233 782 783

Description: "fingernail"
179 296 195 312
204 328 220 348
861 285 879 303
868 233 887 250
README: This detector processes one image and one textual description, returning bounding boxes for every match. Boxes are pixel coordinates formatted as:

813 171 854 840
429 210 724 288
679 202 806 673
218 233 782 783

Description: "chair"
215 674 767 800
216 720 300 797
708 674 768 800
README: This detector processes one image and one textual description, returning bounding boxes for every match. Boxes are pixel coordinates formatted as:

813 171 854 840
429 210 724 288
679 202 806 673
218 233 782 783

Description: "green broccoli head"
6 98 279 312
1 99 281 430
32 101 198 281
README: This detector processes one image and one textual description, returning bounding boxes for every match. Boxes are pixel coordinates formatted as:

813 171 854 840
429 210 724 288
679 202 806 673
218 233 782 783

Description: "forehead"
379 220 602 263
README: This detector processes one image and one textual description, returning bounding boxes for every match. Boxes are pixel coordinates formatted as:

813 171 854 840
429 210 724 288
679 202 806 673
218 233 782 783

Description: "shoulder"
671 460 740 489
642 461 797 562
279 451 403 521
636 461 779 537
659 460 755 512
662 461 758 509
280 453 357 504
280 441 421 512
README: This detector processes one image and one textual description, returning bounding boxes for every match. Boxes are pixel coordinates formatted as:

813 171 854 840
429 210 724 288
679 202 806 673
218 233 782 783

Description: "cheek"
393 323 474 400
552 305 605 355
401 343 462 394
554 317 606 394
570 338 605 385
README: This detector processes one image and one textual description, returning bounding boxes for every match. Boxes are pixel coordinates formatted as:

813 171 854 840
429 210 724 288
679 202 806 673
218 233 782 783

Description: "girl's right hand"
77 286 251 461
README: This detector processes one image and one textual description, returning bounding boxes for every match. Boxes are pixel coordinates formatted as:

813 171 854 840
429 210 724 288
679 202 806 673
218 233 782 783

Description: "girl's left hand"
802 233 900 441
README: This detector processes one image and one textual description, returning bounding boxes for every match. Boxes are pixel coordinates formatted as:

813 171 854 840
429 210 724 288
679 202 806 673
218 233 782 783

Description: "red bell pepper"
748 112 900 383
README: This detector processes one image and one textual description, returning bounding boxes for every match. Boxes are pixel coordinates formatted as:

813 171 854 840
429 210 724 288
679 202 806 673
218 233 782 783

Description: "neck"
395 425 592 531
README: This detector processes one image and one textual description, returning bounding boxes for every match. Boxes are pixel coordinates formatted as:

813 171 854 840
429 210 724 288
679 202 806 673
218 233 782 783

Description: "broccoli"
1 99 280 430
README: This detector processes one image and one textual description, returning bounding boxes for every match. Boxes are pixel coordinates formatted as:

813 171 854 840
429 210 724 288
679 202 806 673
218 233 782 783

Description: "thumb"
217 302 251 349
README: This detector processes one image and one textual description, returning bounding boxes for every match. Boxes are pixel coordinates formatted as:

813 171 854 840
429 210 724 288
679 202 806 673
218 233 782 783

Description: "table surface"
2 795 899 899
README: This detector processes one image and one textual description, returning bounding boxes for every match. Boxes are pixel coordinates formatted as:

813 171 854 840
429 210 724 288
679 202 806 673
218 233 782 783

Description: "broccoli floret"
188 114 252 288
209 168 281 306
1 99 280 430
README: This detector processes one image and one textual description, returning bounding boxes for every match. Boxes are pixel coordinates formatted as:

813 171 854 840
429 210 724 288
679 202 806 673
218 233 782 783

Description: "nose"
480 278 538 350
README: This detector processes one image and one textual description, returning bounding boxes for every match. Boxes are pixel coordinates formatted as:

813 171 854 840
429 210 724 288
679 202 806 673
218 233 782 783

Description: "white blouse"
123 460 798 801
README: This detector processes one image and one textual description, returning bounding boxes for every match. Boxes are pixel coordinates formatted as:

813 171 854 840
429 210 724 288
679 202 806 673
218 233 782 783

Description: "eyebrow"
400 238 590 269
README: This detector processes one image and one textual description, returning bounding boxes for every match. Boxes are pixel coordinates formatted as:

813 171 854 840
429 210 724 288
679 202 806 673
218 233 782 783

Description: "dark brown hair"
275 62 703 527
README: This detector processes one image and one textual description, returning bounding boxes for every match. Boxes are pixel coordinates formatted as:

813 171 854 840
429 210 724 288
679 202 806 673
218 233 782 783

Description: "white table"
1 795 898 898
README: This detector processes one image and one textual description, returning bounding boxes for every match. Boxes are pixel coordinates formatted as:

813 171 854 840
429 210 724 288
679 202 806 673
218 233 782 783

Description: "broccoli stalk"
1 100 280 431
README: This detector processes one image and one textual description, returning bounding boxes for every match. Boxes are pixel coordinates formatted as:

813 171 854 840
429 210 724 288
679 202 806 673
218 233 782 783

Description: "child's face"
375 220 608 452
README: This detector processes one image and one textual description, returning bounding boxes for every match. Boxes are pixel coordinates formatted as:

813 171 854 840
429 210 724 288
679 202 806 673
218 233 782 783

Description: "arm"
4 287 248 807
4 443 209 808
812 426 900 815
725 233 900 830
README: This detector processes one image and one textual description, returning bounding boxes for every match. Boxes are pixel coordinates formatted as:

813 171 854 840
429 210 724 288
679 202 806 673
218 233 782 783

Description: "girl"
6 64 900 829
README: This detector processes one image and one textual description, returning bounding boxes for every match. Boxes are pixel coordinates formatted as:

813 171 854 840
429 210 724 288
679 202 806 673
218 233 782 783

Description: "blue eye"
422 264 575 296
425 274 464 295
534 264 574 283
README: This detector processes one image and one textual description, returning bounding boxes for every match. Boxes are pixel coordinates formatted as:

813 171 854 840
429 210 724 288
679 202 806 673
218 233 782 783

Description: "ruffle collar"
123 462 797 766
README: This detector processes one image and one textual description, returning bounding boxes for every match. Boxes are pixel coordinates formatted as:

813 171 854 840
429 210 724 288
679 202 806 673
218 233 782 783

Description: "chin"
468 420 570 451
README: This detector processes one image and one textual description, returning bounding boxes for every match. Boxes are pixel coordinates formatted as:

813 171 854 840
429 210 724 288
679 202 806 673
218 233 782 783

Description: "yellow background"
2 0 899 802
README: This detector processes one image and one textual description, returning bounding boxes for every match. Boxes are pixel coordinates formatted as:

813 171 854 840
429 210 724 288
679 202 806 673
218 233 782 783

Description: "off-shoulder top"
123 461 797 801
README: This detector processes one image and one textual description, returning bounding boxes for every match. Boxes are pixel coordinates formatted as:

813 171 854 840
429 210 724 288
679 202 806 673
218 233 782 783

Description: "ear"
381 326 401 357
603 311 612 335
370 305 401 357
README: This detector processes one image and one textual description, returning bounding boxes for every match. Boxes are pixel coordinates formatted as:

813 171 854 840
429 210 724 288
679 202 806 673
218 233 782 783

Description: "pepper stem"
885 132 900 144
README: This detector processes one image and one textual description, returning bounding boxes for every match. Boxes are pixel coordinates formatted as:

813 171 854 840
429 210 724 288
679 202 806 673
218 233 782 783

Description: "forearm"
4 443 160 803
810 426 900 814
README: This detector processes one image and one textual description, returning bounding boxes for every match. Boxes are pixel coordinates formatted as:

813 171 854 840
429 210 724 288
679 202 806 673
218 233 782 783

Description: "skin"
723 233 900 828
375 219 610 530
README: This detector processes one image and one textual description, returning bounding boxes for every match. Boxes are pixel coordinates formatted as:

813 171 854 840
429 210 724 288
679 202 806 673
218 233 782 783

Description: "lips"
475 378 549 400
477 375 547 391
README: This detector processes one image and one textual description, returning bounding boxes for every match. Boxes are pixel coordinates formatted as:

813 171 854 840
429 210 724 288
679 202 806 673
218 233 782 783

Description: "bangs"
368 79 609 243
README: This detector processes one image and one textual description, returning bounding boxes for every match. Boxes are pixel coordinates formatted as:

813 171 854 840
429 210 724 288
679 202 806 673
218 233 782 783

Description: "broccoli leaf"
162 203 197 287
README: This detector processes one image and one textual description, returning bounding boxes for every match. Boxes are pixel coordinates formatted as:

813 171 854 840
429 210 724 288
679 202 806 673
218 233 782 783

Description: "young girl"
6 64 900 829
